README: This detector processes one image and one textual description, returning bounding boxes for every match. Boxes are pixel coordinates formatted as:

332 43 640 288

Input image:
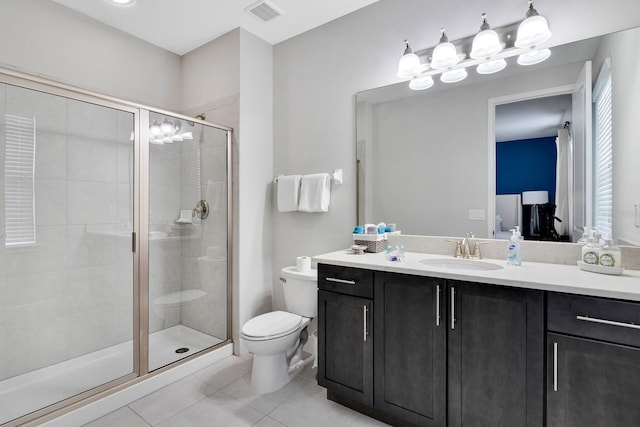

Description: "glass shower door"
0 83 136 424
147 112 228 371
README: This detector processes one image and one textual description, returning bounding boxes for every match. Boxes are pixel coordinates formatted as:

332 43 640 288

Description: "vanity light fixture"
409 75 435 90
107 0 136 6
514 1 552 48
147 119 193 145
476 58 507 74
517 48 551 66
470 14 502 60
441 68 468 84
396 40 424 78
396 1 552 91
430 29 460 70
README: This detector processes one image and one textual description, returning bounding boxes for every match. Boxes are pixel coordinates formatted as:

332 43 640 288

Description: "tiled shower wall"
0 84 134 380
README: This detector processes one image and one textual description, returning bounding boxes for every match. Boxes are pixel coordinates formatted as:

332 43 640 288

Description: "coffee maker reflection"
522 191 560 241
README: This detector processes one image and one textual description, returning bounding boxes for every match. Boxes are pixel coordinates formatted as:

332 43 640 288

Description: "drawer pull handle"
451 287 456 330
436 284 441 327
326 277 357 285
363 305 368 342
553 342 558 392
576 315 640 330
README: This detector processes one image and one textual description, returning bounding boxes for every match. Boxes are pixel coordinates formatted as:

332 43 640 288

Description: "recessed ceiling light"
107 0 136 6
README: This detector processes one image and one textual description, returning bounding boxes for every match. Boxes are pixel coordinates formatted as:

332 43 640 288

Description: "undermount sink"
419 258 504 271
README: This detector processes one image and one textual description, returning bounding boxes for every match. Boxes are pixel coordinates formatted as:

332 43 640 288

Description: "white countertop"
313 249 640 301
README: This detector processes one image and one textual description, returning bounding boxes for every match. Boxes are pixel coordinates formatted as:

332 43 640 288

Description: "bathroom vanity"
314 247 640 427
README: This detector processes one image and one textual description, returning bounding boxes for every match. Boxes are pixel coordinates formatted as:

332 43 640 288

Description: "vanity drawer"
318 264 373 298
548 293 640 347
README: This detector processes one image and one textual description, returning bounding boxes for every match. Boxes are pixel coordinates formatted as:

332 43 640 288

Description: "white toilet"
241 265 317 394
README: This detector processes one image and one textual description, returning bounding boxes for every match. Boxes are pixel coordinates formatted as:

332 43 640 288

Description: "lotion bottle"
507 226 522 266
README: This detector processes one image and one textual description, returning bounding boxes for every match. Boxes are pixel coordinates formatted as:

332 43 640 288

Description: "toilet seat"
241 311 302 341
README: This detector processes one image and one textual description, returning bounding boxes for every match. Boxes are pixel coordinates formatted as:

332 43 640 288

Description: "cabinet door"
374 273 446 426
548 333 640 427
317 290 372 405
447 281 544 427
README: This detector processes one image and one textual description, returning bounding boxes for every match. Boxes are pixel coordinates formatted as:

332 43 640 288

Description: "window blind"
592 60 612 239
4 113 36 247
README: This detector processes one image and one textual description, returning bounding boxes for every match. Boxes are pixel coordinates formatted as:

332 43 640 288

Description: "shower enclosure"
0 69 231 426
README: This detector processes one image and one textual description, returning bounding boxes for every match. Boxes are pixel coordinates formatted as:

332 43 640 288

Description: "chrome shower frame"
0 66 233 427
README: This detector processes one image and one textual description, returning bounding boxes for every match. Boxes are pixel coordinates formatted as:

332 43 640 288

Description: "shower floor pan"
0 325 222 425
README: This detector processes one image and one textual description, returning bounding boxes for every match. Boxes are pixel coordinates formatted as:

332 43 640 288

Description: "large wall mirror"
357 26 640 246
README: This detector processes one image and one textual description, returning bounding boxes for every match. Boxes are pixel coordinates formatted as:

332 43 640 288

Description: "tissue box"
353 233 387 253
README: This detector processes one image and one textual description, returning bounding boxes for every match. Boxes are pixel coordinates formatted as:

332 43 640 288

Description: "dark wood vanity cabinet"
318 264 545 427
447 280 544 427
317 264 373 406
374 272 446 426
547 293 640 427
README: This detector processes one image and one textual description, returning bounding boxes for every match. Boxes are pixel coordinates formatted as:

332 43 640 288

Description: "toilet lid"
241 311 302 339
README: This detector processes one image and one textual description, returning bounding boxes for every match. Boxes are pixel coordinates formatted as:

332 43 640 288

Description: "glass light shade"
470 29 502 59
515 15 552 47
181 132 194 140
160 119 174 134
150 121 161 136
108 0 136 5
431 42 459 70
476 59 507 74
397 52 422 78
517 48 551 66
409 75 434 91
440 68 468 84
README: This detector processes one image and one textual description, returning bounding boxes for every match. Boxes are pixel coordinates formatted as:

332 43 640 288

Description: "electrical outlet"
469 209 486 220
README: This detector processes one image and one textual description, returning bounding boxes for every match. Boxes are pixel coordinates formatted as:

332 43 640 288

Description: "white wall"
272 0 640 309
0 0 181 111
181 28 273 354
237 29 274 353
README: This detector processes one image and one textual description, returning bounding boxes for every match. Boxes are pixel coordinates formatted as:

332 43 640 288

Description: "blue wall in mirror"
496 137 557 202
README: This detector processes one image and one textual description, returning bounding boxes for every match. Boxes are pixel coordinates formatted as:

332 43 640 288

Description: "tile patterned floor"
83 356 390 427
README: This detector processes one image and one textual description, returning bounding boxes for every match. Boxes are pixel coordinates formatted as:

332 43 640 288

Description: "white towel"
299 173 331 212
277 174 302 212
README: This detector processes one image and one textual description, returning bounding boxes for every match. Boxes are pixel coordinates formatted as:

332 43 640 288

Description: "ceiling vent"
245 0 283 22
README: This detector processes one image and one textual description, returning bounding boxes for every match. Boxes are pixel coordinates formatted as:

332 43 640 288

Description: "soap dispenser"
582 236 599 265
507 226 522 266
599 238 621 268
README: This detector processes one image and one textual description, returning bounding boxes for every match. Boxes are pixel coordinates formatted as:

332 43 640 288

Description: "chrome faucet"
451 233 488 259
451 233 474 258
461 233 473 259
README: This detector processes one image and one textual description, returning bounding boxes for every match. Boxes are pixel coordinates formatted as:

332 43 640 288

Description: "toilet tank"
281 266 318 318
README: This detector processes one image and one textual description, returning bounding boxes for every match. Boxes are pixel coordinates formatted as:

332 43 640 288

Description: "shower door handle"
131 232 136 253
193 199 209 219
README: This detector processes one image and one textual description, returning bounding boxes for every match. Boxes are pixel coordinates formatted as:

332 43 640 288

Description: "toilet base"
251 353 293 394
